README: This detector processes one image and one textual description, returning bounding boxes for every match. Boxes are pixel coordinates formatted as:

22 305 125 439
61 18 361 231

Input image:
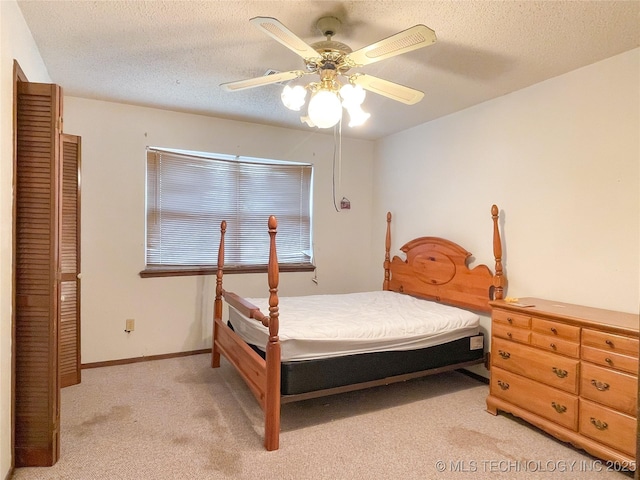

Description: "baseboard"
82 348 212 369
457 368 489 384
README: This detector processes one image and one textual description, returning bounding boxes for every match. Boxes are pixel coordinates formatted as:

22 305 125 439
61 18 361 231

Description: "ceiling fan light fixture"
307 88 343 128
345 104 370 127
224 17 436 131
339 83 369 127
281 84 307 111
339 83 366 106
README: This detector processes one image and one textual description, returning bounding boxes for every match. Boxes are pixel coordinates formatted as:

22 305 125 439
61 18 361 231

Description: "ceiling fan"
220 16 437 128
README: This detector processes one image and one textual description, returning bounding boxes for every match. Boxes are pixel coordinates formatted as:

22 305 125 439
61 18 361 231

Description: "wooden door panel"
15 81 62 467
59 281 79 387
60 134 81 388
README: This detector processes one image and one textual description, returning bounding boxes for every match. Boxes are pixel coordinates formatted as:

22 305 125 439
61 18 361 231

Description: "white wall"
373 49 640 374
0 1 52 477
62 98 375 364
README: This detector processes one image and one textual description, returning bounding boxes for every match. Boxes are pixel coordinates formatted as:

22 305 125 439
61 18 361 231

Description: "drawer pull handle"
552 367 568 378
590 417 608 431
604 357 613 365
507 332 512 338
497 380 510 390
498 350 511 360
550 327 558 334
550 343 557 350
551 402 567 414
605 339 614 347
507 317 513 324
590 379 610 391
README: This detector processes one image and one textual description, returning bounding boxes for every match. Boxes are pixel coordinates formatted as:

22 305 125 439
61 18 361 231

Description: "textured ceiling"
17 1 640 140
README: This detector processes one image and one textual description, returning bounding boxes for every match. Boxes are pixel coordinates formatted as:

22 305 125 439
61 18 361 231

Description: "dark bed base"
281 334 485 397
231 319 484 398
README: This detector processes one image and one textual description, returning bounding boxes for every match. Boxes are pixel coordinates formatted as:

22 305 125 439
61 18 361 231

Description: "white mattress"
227 290 480 362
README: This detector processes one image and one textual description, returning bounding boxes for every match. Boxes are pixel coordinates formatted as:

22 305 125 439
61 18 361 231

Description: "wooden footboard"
212 216 281 451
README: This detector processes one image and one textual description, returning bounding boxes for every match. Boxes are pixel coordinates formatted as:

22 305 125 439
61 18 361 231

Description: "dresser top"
490 297 639 336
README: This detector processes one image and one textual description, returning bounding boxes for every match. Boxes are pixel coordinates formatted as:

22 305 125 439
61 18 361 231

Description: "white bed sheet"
227 290 480 362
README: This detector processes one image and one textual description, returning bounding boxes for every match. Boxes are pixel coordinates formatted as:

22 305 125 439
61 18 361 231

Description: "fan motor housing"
308 40 353 75
311 40 352 55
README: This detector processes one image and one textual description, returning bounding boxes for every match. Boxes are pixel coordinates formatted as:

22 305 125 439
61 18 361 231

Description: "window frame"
140 147 314 278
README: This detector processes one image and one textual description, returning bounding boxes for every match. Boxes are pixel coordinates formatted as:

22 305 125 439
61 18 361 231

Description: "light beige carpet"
12 354 634 479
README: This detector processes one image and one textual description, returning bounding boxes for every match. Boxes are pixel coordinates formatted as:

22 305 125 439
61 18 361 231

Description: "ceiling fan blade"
347 25 436 66
221 70 306 91
350 74 424 105
250 16 321 61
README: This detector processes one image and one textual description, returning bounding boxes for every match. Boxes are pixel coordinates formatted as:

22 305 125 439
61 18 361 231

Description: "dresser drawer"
492 337 579 394
531 333 579 358
581 345 638 375
579 399 637 456
493 309 532 329
532 318 580 342
582 329 639 358
580 362 638 416
491 367 578 430
493 323 531 344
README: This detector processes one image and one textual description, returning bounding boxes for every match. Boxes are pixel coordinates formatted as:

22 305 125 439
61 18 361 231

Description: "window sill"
139 263 315 278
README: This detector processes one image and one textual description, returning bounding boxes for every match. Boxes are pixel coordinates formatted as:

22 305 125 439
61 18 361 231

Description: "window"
142 147 313 277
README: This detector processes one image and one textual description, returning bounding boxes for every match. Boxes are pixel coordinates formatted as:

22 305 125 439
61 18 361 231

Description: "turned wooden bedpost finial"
267 215 280 341
212 220 226 368
491 205 505 300
216 220 226 305
265 215 281 451
383 212 392 291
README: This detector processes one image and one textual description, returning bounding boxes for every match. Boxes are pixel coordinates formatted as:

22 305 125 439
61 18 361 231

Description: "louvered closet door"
15 82 62 467
60 134 81 388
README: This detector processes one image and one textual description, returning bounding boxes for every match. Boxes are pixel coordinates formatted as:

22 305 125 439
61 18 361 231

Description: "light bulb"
281 85 307 111
307 89 342 128
345 104 370 127
340 84 366 106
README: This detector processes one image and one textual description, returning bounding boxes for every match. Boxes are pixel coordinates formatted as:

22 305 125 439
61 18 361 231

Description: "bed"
211 205 506 450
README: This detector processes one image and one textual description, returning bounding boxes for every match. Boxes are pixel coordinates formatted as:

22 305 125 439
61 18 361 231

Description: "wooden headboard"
383 205 505 313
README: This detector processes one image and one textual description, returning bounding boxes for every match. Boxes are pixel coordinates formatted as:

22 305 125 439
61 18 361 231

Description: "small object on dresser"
504 296 535 307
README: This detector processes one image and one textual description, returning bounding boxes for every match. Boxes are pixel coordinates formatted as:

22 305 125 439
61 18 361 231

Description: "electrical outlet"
125 319 135 332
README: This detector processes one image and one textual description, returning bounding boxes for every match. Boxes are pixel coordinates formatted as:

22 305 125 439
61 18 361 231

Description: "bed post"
212 220 226 368
383 212 392 290
491 205 505 300
264 215 281 451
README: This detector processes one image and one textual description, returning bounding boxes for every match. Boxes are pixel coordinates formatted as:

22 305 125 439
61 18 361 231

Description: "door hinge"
56 116 63 134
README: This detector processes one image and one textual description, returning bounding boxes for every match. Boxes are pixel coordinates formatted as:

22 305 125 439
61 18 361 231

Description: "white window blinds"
146 148 313 270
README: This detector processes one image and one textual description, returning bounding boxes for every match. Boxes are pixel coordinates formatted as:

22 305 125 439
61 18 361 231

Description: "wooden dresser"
486 298 638 469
